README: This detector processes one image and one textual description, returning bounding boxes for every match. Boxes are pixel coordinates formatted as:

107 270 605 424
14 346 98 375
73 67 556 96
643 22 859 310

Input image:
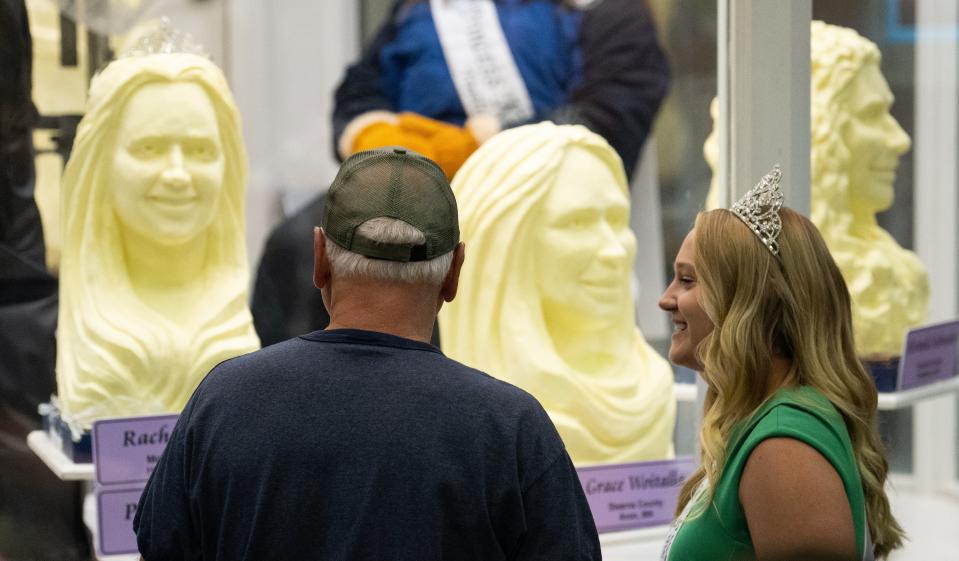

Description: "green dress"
663 386 869 561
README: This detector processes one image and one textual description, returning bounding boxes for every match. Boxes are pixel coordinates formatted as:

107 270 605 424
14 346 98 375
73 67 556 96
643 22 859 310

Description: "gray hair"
326 217 454 285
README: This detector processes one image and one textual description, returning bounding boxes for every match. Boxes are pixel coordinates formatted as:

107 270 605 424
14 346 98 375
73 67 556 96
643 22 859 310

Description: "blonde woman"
56 49 259 430
659 167 902 560
441 122 675 465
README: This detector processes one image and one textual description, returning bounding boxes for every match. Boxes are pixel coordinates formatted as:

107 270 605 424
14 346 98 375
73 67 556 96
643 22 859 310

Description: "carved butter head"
535 145 636 324
838 61 911 214
110 81 225 246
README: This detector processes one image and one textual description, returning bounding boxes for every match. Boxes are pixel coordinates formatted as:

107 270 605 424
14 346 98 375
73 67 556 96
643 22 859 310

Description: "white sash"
660 479 708 561
430 0 535 125
862 508 875 561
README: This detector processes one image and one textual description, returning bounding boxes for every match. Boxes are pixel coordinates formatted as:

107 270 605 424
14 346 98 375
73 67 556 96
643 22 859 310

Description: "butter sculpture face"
441 123 676 465
536 146 637 326
703 22 929 358
839 62 910 216
110 81 225 245
56 53 260 430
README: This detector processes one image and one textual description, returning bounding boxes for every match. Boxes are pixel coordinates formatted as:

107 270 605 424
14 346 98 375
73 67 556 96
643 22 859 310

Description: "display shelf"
27 430 94 481
878 377 959 410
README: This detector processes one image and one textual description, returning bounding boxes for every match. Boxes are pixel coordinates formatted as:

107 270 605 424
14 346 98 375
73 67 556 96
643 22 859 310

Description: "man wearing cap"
134 148 600 561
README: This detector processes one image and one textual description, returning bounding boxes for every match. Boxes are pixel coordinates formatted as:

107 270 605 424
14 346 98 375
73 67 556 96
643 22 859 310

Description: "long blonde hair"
676 208 904 558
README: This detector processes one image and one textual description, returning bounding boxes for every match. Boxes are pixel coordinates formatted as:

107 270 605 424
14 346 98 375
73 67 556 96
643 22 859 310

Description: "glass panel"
648 0 716 457
646 0 718 461
811 0 921 476
879 408 914 474
650 0 717 279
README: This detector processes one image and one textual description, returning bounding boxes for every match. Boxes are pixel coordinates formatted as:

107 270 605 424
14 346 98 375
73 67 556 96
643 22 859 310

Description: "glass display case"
8 0 958 559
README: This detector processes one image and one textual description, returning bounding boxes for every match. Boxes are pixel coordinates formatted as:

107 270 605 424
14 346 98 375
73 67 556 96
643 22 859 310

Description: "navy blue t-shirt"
134 329 599 560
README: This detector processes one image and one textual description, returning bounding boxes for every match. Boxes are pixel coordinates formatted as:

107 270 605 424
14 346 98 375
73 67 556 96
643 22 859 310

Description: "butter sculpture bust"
440 123 675 465
56 36 260 430
704 22 929 358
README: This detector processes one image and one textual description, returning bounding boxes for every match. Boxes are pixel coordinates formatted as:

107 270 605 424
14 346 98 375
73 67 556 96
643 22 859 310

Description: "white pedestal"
27 430 94 480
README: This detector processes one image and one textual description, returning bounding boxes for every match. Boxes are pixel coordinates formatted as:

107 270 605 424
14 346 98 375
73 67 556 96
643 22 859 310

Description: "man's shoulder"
199 337 309 387
200 333 549 419
433 355 544 408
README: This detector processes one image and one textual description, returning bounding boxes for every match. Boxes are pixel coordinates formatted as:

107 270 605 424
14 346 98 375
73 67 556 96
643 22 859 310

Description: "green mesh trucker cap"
323 147 460 262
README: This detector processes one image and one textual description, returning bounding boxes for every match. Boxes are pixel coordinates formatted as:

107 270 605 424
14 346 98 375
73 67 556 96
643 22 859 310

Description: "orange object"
350 121 437 160
398 113 479 179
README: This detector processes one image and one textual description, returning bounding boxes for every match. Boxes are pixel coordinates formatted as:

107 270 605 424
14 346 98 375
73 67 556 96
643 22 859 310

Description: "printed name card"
577 456 696 533
96 486 145 555
92 413 179 556
92 413 179 486
898 320 959 391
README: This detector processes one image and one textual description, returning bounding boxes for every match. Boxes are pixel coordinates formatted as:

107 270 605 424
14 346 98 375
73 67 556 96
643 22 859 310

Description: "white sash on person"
430 0 535 126
862 507 875 561
660 479 708 561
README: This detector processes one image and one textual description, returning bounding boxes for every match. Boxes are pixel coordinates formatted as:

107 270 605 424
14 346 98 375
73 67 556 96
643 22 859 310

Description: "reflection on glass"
440 123 675 465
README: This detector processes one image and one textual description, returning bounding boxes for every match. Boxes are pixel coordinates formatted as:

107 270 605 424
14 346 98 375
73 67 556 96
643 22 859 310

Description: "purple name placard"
96 485 145 556
577 456 696 533
898 320 959 391
92 414 179 486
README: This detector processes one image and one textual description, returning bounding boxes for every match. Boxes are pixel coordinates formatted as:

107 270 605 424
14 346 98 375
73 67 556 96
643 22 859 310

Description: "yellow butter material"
441 122 676 465
704 22 929 358
56 53 260 430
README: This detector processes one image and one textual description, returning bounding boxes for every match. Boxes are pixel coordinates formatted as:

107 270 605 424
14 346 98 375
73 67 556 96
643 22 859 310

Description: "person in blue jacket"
333 0 670 179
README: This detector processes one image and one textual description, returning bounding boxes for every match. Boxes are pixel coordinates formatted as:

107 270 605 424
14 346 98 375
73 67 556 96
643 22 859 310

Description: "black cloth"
0 2 90 558
1 0 43 266
135 329 599 560
251 195 330 346
332 0 670 178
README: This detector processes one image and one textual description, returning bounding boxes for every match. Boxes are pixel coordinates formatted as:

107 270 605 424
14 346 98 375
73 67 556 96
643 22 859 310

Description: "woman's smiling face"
659 229 714 371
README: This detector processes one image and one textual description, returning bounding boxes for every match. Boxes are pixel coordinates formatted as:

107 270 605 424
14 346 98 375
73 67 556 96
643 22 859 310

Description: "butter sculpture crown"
731 165 784 256
120 17 208 59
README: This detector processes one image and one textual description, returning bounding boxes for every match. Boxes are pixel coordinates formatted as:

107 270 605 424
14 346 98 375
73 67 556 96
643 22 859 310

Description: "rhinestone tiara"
730 165 784 256
120 18 209 59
